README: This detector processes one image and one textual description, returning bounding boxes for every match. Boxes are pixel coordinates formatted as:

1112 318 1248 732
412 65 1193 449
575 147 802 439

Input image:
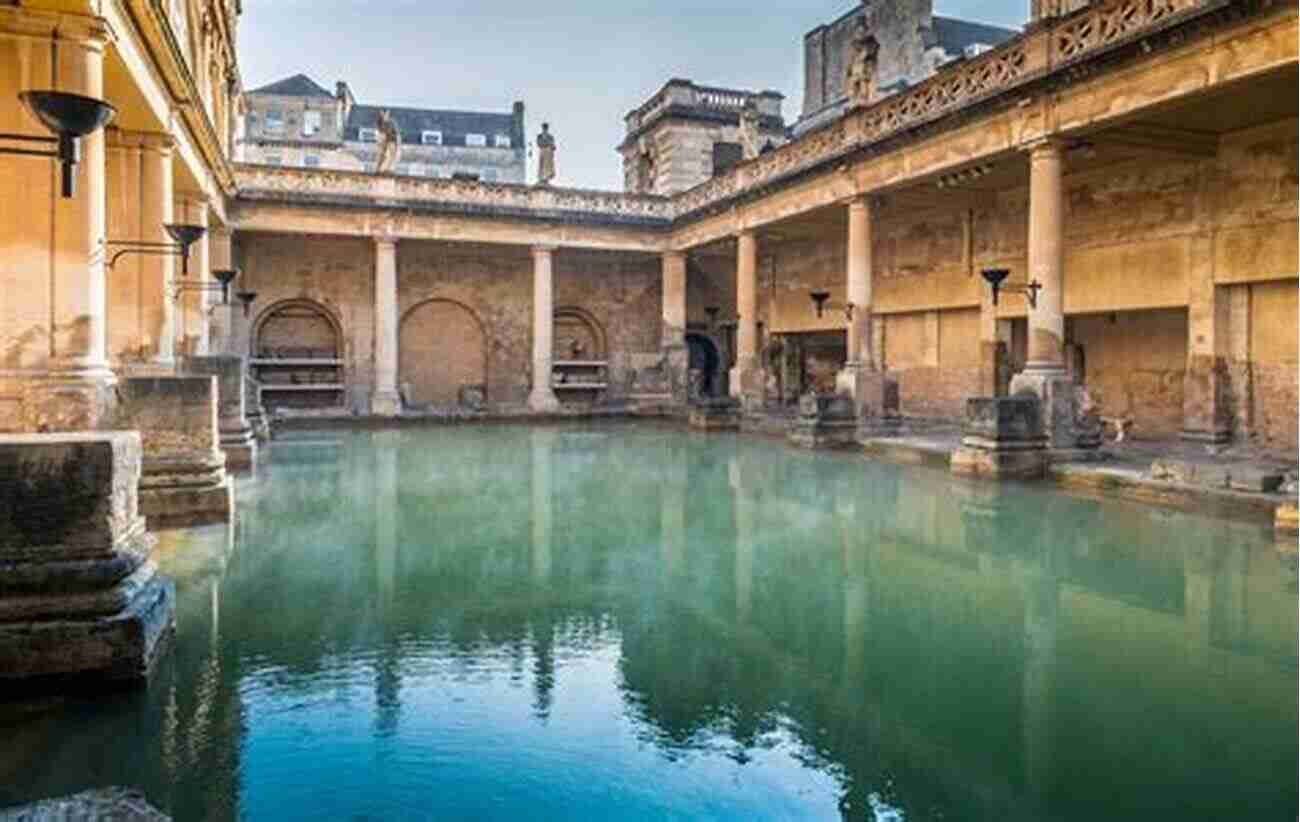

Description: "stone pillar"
1182 159 1234 444
662 250 689 405
371 236 401 416
19 18 117 431
1010 139 1087 451
840 197 900 434
529 245 561 412
208 226 235 355
174 193 210 357
729 230 762 407
141 135 176 368
184 355 258 470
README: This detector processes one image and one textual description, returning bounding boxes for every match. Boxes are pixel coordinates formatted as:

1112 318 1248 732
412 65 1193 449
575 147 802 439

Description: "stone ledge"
0 788 170 821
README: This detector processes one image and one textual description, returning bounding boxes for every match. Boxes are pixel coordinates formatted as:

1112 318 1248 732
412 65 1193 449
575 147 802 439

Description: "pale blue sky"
238 1 1027 189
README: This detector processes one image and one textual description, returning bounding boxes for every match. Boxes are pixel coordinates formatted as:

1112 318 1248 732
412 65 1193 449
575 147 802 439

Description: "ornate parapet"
234 164 673 227
0 432 174 689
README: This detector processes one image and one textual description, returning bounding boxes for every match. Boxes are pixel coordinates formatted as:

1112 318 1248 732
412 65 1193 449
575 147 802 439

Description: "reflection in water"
0 424 1294 821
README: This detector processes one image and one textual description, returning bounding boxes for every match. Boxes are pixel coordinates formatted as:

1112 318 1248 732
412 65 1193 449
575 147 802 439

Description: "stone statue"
738 99 762 160
374 110 401 174
536 123 556 186
844 18 880 106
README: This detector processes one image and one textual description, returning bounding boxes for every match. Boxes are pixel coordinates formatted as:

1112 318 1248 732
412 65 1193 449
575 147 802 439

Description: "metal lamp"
1 91 116 197
809 290 854 321
981 268 1042 309
236 290 259 317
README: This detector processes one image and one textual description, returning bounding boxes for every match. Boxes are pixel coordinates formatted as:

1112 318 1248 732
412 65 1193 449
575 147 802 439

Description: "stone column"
21 18 117 431
174 193 210 357
840 197 900 430
1181 159 1234 444
208 227 235 355
140 135 176 368
661 250 689 405
1010 139 1083 450
371 236 401 415
529 245 561 412
729 230 762 407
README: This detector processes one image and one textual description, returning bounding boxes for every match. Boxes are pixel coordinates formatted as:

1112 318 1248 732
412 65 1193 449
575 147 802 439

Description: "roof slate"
346 105 520 148
249 73 333 98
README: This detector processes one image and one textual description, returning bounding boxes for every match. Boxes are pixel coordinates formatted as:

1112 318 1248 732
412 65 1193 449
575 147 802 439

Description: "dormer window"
421 130 443 146
358 127 380 143
264 108 284 134
465 133 487 147
494 134 511 148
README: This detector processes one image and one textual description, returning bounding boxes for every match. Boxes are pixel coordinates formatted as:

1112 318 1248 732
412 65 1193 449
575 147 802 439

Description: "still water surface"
2 424 1296 820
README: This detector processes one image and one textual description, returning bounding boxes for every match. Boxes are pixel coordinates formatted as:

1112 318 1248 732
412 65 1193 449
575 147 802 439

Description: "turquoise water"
1 424 1295 820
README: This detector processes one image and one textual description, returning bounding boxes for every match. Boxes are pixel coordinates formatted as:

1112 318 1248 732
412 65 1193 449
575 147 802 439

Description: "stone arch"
686 332 723 399
553 306 607 361
399 298 488 406
251 298 344 359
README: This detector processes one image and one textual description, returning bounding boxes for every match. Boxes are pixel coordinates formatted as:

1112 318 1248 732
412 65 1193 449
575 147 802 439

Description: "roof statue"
845 17 880 106
374 110 402 174
738 99 762 160
536 123 556 186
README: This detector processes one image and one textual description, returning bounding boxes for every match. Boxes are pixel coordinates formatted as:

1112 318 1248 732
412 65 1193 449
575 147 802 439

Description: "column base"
950 396 1049 480
138 452 233 529
689 397 741 431
1181 355 1234 444
371 390 402 416
1009 368 1100 451
529 390 563 414
22 370 118 432
219 424 259 471
788 393 857 449
951 446 1048 480
729 365 766 412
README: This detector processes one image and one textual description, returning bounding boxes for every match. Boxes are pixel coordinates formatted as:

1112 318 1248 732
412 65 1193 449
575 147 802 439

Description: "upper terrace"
233 0 1272 239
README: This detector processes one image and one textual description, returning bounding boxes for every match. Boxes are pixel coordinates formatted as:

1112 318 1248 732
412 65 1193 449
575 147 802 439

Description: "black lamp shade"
18 91 116 138
212 269 239 287
236 290 258 317
164 223 207 247
981 268 1010 288
810 291 831 318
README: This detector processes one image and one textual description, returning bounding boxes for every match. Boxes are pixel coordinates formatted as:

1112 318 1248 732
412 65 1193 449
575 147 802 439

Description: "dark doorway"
686 333 721 401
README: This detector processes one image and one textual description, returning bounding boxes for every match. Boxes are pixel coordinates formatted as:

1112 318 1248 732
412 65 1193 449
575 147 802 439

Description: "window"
264 108 284 133
402 162 422 176
465 133 487 147
421 130 443 146
304 154 321 168
303 110 322 137
712 141 744 176
493 134 511 148
264 155 283 166
358 127 380 143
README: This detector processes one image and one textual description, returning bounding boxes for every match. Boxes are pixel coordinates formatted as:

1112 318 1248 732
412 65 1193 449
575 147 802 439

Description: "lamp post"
0 91 116 198
981 268 1043 309
809 290 855 321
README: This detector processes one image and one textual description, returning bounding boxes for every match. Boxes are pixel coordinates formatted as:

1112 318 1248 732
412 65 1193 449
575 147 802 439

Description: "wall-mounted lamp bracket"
981 269 1042 310
810 291 855 321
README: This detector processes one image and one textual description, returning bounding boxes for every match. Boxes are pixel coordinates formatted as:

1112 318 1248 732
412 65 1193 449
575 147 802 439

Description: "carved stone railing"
234 164 674 224
673 0 1213 217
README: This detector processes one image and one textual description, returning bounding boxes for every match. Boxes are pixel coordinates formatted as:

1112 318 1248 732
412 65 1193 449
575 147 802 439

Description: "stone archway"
399 299 487 406
251 299 343 359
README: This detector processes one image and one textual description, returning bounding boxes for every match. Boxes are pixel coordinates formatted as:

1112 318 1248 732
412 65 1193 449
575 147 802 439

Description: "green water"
1 424 1295 820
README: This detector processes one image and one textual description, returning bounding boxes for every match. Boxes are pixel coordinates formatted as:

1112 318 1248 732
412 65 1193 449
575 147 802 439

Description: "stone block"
689 397 741 431
951 396 1048 480
183 356 258 468
951 445 1047 480
1009 370 1099 451
0 432 175 689
0 788 171 821
114 377 232 528
789 392 857 449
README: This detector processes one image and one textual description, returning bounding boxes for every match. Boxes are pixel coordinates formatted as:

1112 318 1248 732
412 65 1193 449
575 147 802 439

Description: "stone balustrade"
236 0 1215 227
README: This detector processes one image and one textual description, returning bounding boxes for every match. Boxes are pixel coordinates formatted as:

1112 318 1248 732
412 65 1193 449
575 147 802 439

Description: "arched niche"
251 299 343 360
399 299 488 406
553 307 607 361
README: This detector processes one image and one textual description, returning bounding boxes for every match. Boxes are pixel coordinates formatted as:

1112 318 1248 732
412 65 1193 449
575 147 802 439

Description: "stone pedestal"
1009 369 1101 453
789 393 858 449
0 433 175 689
115 377 233 528
184 356 258 469
689 397 741 431
951 396 1049 480
844 368 902 440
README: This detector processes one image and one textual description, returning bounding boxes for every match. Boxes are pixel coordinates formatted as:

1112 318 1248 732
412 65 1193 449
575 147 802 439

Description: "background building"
241 74 526 182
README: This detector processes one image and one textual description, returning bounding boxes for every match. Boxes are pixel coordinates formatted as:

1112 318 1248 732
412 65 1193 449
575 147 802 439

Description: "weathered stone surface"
789 392 857 449
183 356 258 470
951 396 1048 480
1276 502 1299 534
689 397 741 431
0 787 170 821
114 377 232 528
0 433 175 688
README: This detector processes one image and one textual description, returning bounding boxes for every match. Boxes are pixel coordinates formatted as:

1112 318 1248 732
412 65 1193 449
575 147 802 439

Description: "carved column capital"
1025 137 1068 161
